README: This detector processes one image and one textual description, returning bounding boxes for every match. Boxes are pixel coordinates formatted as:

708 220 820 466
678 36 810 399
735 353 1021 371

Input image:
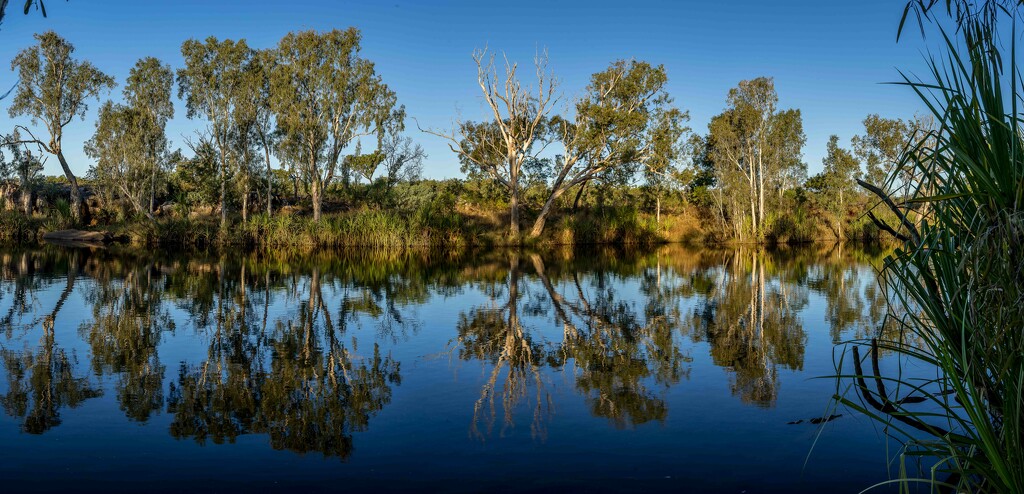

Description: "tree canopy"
7 30 115 220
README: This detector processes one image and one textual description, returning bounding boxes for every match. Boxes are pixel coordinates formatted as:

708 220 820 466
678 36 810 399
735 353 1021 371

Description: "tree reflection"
0 248 102 433
455 253 550 439
0 326 102 433
0 248 83 336
535 254 687 429
0 243 901 457
80 257 173 422
166 266 400 459
453 249 693 437
687 249 807 406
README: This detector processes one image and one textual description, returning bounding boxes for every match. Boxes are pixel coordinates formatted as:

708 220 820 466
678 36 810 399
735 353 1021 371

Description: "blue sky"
0 0 932 179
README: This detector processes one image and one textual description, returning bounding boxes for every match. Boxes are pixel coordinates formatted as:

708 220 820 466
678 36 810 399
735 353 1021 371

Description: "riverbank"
1 204 889 251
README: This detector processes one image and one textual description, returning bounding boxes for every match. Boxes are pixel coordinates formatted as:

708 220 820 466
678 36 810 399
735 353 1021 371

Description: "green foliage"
0 27 932 251
533 59 689 237
178 35 254 226
42 198 72 231
705 77 807 241
556 206 663 246
236 208 462 250
85 100 170 215
8 30 115 221
764 209 815 244
838 4 1024 492
806 135 861 239
852 114 932 191
346 148 385 184
0 131 43 214
8 31 116 135
152 217 217 248
0 210 38 242
269 28 400 221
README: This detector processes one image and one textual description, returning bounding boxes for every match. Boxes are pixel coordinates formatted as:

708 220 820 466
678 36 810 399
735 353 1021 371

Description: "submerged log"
42 229 112 244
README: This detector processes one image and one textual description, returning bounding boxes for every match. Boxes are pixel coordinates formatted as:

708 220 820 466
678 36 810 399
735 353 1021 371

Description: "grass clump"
554 206 664 246
0 211 39 243
237 207 467 250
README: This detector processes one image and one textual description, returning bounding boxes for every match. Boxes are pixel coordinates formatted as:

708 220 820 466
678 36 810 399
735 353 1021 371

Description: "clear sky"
0 0 933 180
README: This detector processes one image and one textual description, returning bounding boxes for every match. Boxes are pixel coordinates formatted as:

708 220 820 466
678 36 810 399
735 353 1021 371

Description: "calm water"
0 243 910 492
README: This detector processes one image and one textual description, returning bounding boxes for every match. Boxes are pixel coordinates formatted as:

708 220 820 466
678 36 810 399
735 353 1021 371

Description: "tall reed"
838 3 1024 492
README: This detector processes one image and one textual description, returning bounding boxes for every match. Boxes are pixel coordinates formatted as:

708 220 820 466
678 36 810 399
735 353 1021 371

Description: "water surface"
0 244 907 492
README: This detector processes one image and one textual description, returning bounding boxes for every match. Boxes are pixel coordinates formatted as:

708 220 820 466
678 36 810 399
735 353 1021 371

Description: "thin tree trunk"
838 189 844 240
220 172 227 228
508 155 522 239
55 150 82 223
218 147 228 230
572 181 587 212
529 187 567 238
149 157 156 215
20 175 32 215
242 181 250 223
749 192 757 243
22 189 32 215
510 189 520 238
757 151 765 241
264 143 273 216
311 178 322 222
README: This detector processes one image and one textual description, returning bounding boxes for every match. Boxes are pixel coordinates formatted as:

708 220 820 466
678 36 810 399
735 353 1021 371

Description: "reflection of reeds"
837 4 1024 491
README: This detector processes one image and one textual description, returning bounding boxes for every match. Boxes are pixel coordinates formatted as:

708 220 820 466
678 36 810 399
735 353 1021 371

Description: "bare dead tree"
422 48 557 239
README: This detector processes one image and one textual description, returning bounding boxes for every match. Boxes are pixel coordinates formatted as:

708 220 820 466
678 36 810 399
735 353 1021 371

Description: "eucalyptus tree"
270 28 399 221
7 31 115 222
273 133 305 202
807 135 861 239
529 60 689 237
706 77 804 241
426 48 557 238
230 109 261 223
124 57 174 213
84 101 154 217
0 130 42 214
235 48 277 217
644 108 690 225
684 133 729 231
344 123 424 199
175 133 221 208
345 142 384 186
704 127 750 238
851 113 932 195
766 108 806 197
177 36 250 228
